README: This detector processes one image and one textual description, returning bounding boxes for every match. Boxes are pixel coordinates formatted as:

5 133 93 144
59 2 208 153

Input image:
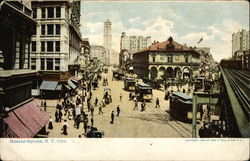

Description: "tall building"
90 45 106 65
103 18 112 65
232 29 250 58
120 32 151 53
0 1 48 138
30 1 82 96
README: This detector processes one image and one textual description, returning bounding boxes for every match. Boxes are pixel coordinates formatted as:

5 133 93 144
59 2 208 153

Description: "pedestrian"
41 101 43 108
99 104 103 114
91 117 94 127
59 110 63 122
48 116 53 129
119 93 122 101
61 120 68 135
134 101 138 110
95 97 98 106
183 88 186 93
55 110 59 122
156 98 160 108
116 105 120 116
76 115 81 129
110 111 115 124
141 102 144 111
83 118 88 134
44 100 47 112
90 105 94 117
129 92 132 100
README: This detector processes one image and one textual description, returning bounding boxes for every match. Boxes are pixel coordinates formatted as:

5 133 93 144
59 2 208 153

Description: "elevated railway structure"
220 67 250 137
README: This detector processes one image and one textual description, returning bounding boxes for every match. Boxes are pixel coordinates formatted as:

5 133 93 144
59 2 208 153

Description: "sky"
80 1 249 62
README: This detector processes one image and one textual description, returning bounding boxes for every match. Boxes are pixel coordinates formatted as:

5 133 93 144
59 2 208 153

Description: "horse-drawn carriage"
103 88 112 104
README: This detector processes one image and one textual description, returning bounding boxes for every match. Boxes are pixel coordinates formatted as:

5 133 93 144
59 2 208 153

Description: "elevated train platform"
220 67 250 137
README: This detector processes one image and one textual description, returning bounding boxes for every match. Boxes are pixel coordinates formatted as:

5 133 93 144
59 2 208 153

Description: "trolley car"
169 92 200 123
124 78 136 91
135 83 153 101
194 76 205 91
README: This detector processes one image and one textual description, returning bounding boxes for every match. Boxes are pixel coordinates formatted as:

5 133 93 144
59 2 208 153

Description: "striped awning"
3 101 49 138
67 80 76 89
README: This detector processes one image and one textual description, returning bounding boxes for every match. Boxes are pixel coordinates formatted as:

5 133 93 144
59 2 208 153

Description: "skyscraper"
232 29 249 58
103 18 112 65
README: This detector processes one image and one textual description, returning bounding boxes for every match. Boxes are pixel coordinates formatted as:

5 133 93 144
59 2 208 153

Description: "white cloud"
129 16 140 23
86 22 103 34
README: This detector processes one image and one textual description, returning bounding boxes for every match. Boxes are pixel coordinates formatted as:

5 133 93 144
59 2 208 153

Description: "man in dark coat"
116 105 120 116
110 111 115 124
44 100 47 112
156 98 160 108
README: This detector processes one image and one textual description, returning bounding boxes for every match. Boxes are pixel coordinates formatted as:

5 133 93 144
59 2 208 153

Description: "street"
34 67 192 138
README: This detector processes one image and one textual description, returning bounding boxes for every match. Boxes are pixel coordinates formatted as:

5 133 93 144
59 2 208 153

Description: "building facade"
30 1 81 80
103 18 112 65
195 47 216 76
120 32 151 53
133 37 200 80
79 38 91 71
90 45 106 65
232 29 250 58
0 1 48 138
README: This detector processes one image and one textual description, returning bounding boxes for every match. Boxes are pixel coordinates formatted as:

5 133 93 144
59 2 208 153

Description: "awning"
3 101 49 138
72 77 81 81
68 80 76 89
64 84 71 90
56 84 62 91
40 81 58 90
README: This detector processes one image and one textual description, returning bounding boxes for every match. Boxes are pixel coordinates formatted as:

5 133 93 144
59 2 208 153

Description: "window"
33 8 37 19
31 58 36 70
56 7 61 18
56 24 60 35
41 41 45 52
31 41 36 52
41 8 45 18
14 41 20 69
167 56 173 63
47 41 53 52
24 43 29 69
41 24 45 35
55 58 60 70
55 41 60 52
41 58 45 70
152 56 155 62
46 58 53 70
185 56 189 63
47 24 53 35
47 7 54 18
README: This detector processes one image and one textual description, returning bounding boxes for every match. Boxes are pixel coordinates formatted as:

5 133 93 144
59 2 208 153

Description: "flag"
197 37 203 44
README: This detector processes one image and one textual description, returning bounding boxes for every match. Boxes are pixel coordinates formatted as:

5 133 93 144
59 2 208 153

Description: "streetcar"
169 92 200 123
135 83 153 101
204 79 213 92
124 78 136 91
194 76 205 91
